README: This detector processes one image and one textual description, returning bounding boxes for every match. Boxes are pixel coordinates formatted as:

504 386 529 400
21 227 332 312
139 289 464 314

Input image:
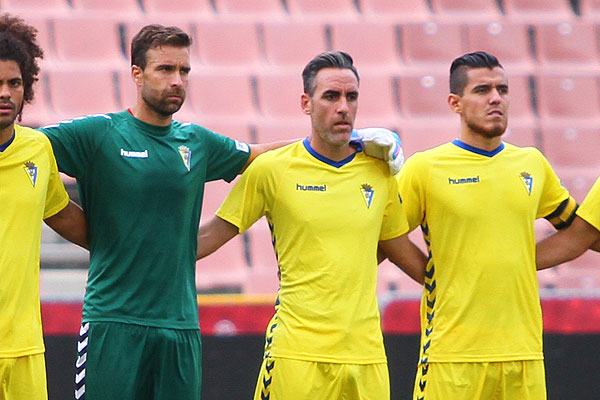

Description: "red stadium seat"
52 16 126 69
400 22 466 72
246 219 279 273
70 0 141 16
503 0 577 22
201 179 238 221
353 72 400 128
534 21 600 72
580 0 600 21
285 0 360 21
505 74 537 129
193 21 263 73
360 0 432 22
329 21 403 72
502 126 539 149
46 68 121 120
213 0 286 20
22 17 56 67
396 73 453 119
21 73 54 129
535 73 600 121
143 0 213 19
399 121 460 157
540 123 600 168
429 0 503 22
243 268 281 294
199 120 254 144
255 72 305 120
2 0 71 16
254 119 310 143
465 22 536 74
260 21 329 70
554 166 597 204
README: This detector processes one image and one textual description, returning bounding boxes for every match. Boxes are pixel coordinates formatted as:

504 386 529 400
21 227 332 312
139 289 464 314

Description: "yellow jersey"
0 125 69 357
217 139 408 363
397 140 575 363
577 177 600 231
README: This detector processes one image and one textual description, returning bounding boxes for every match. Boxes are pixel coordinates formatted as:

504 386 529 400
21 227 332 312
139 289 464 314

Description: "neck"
130 101 172 127
0 124 14 146
460 130 503 152
308 136 355 161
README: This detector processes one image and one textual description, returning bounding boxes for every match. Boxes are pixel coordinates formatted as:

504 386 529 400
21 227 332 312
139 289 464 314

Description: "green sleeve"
201 127 251 182
38 115 112 179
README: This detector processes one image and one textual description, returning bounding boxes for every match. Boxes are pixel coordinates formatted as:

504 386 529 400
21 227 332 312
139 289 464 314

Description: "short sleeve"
202 128 251 183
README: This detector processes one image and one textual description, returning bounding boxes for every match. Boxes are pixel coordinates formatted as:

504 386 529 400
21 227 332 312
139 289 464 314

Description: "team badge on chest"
24 161 38 187
361 183 374 209
178 145 191 171
520 171 533 195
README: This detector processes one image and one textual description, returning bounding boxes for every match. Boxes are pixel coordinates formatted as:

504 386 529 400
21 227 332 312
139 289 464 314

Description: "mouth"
487 109 503 116
0 103 14 115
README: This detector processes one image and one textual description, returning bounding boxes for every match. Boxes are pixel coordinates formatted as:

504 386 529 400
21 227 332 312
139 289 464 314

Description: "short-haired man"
396 51 577 399
197 51 427 399
0 13 87 400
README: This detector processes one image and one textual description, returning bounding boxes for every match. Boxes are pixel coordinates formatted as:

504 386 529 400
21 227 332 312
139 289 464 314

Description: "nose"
489 88 502 104
0 83 11 99
336 97 349 114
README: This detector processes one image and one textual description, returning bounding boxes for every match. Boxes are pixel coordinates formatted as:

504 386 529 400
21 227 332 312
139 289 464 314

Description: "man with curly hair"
0 13 88 400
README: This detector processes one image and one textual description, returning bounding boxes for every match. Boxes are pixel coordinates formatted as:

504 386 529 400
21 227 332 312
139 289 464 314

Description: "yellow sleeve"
536 151 576 229
43 138 69 219
216 154 273 234
577 177 600 231
380 174 409 240
396 154 428 232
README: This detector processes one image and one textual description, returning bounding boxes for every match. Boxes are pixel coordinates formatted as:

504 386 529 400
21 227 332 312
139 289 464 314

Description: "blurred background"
8 0 600 398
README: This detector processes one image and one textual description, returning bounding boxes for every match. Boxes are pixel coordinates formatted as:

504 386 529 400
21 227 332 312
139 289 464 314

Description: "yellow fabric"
0 125 69 358
253 357 389 400
217 140 408 363
0 354 48 400
397 141 570 363
577 177 600 232
413 360 546 400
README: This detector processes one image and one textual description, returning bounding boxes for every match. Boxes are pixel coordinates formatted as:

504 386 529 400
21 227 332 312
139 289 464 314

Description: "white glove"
351 128 405 174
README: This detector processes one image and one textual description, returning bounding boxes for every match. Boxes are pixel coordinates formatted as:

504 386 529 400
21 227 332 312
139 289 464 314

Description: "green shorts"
413 360 546 400
75 321 202 400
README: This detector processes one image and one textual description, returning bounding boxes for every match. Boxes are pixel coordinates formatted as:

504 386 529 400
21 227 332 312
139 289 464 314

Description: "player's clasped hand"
351 127 405 175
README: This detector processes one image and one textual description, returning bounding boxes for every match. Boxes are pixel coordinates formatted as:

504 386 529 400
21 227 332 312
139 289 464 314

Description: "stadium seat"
400 22 466 72
505 74 537 129
399 121 460 157
553 262 600 289
199 120 254 143
429 0 503 22
143 0 213 19
196 235 248 292
360 0 432 22
396 73 453 119
502 126 539 149
187 72 257 120
21 73 54 129
285 0 360 21
377 261 423 295
46 68 121 120
2 0 72 16
580 0 600 21
540 123 600 168
255 72 305 120
353 72 400 128
329 21 403 72
52 17 127 69
246 219 279 272
243 268 281 294
502 0 577 22
21 17 56 67
533 21 600 72
254 119 311 143
260 21 329 70
201 179 239 221
213 0 287 20
70 0 141 17
193 21 263 72
554 166 597 204
535 73 600 121
465 22 536 74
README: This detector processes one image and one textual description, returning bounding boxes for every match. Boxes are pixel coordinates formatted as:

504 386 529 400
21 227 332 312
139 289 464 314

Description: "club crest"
178 145 191 171
361 183 374 209
24 161 38 187
520 171 533 195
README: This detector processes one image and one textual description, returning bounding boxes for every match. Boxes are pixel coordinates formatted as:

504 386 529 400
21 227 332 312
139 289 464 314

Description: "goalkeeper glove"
350 128 405 174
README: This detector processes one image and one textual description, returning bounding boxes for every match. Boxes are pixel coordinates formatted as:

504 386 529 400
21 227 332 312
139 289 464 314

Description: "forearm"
244 139 298 171
197 216 239 259
44 200 89 250
379 235 427 285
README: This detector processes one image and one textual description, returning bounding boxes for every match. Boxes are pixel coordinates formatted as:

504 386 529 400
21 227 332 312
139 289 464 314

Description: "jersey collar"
303 138 357 168
452 139 504 157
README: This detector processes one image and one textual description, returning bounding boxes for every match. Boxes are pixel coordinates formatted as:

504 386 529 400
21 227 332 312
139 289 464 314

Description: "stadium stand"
541 124 600 168
1 0 72 17
535 73 600 122
360 0 432 23
285 0 360 21
213 0 287 21
142 0 213 19
69 0 142 17
255 71 305 120
502 0 578 22
353 71 400 128
195 234 248 293
429 0 504 22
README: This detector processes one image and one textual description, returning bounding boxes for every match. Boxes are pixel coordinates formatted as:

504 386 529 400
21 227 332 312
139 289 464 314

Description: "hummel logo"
296 184 326 192
77 337 88 353
120 148 148 158
448 176 480 185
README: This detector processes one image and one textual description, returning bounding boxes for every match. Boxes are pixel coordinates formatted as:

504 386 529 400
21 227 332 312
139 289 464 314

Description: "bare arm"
197 216 240 259
536 216 600 270
243 139 298 171
44 200 88 250
379 234 427 285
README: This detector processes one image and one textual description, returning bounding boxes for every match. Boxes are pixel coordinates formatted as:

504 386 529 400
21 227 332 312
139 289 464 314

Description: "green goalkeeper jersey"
40 111 250 329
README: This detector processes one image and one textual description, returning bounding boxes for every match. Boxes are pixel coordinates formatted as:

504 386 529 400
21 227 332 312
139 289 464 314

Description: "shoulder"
41 112 116 133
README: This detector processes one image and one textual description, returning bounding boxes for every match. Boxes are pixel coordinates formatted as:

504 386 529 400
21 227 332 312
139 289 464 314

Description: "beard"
465 117 506 139
0 99 23 129
141 87 185 117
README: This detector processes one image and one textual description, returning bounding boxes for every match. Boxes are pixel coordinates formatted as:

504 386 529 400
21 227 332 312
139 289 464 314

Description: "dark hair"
302 51 359 96
0 13 44 106
449 51 502 96
131 24 192 69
